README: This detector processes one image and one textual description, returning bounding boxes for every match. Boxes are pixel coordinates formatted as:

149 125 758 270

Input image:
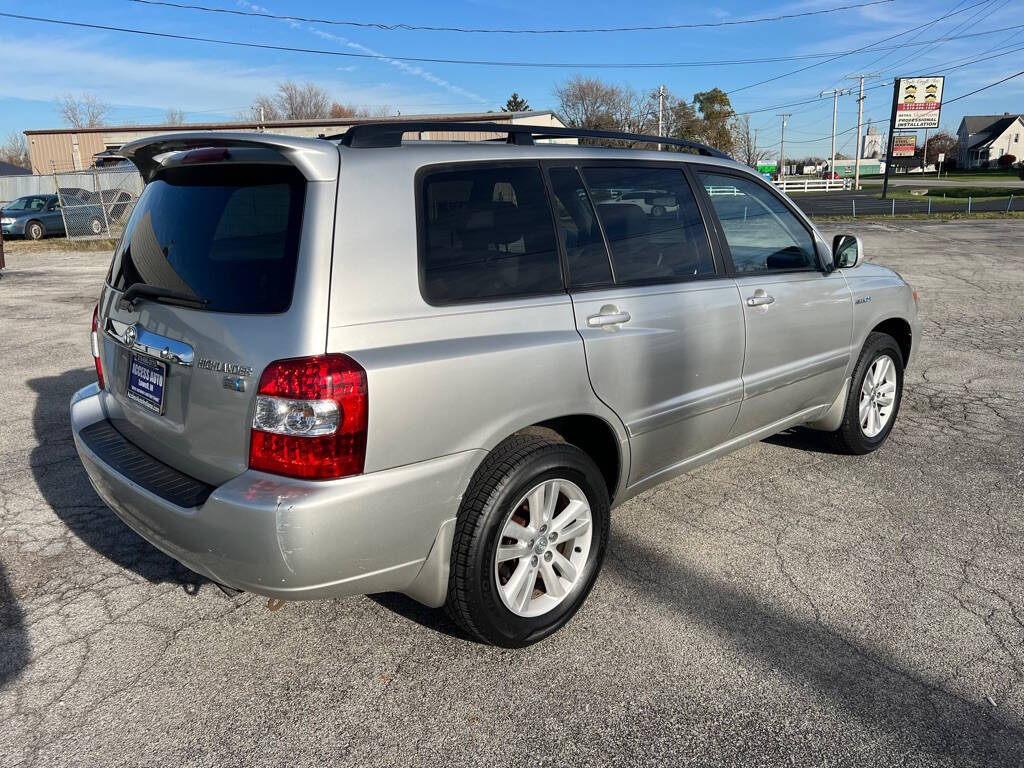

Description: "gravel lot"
1 221 1022 767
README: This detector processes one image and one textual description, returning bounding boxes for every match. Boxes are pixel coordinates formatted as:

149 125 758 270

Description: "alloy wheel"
859 354 897 438
494 478 593 618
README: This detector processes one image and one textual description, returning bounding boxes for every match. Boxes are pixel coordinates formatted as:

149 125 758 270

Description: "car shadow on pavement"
764 427 848 455
28 369 205 594
368 593 472 642
0 560 29 689
605 533 1024 764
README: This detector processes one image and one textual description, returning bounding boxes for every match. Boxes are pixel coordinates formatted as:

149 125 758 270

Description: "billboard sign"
893 76 944 129
892 134 917 157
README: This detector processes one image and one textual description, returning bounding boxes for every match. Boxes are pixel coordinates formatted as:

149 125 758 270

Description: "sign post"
882 76 944 199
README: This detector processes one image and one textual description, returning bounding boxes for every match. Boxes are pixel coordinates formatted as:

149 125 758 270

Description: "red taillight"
181 147 229 164
249 354 368 480
91 304 105 389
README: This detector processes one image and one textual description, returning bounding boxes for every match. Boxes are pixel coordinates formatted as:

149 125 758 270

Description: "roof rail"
331 121 731 159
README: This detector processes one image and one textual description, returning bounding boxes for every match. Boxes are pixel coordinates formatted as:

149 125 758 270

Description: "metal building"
23 111 569 174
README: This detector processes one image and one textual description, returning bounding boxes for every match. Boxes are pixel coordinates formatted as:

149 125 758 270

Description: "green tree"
502 92 530 112
692 88 736 154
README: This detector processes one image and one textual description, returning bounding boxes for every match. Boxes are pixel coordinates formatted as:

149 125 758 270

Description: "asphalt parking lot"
1 220 1022 767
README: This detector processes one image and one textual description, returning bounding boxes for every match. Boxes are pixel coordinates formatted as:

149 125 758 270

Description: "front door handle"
587 305 631 329
746 289 776 307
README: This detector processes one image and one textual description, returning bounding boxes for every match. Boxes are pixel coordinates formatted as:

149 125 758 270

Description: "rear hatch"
96 135 339 486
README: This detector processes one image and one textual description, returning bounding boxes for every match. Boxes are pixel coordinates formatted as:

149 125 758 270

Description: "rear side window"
109 165 305 313
547 167 613 288
582 167 715 284
698 172 816 273
420 165 562 304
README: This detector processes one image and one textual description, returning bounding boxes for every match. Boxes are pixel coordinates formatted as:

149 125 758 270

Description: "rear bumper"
70 383 481 601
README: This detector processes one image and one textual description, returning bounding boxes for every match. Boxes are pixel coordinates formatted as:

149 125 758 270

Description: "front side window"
699 172 817 273
582 166 714 283
420 165 562 304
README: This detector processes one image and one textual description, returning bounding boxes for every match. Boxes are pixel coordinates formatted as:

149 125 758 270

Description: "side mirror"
832 234 864 269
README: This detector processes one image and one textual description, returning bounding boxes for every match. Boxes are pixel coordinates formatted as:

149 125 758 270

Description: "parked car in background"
606 188 679 216
1 193 106 239
71 124 919 647
89 188 134 222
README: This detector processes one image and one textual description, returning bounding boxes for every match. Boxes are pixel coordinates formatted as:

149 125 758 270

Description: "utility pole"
820 88 851 183
657 85 665 151
922 127 929 173
777 113 791 180
846 74 881 191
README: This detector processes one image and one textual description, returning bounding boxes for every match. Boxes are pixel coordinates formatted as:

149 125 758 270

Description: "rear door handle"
746 289 775 307
587 306 631 328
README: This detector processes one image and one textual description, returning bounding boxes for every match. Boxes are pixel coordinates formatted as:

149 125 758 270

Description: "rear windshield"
108 165 305 314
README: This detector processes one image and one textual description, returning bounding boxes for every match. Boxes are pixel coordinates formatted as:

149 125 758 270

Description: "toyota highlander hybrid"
70 123 919 647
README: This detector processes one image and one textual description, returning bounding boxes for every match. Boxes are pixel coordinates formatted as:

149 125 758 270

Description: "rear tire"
828 332 904 454
446 434 610 647
26 221 44 240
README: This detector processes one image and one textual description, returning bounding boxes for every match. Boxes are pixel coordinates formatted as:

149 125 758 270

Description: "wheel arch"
869 316 912 367
514 414 628 505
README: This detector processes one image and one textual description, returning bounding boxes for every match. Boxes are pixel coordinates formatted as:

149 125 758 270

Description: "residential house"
956 113 1024 168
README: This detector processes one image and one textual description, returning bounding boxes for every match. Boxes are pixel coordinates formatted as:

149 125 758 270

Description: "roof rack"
331 121 731 159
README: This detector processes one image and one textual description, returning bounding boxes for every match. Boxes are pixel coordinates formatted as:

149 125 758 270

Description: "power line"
736 35 1024 129
127 0 897 34
1 10 1020 71
726 0 989 94
778 68 1024 145
944 68 1024 104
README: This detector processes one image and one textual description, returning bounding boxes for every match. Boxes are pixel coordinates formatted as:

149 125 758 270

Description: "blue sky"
1 0 1022 159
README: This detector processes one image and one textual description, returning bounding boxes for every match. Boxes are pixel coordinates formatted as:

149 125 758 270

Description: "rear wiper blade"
119 283 209 310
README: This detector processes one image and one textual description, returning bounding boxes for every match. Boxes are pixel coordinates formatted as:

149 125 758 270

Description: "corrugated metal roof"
24 111 558 136
0 160 30 176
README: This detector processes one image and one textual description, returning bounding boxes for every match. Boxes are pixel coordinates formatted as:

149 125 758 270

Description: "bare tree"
56 93 111 129
554 76 622 132
0 132 30 170
248 81 350 122
329 102 391 119
275 81 331 120
731 114 772 168
164 108 186 125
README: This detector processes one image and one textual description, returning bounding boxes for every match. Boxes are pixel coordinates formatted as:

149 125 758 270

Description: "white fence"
773 178 851 192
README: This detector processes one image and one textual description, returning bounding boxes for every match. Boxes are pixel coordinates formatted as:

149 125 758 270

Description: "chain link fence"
54 166 143 242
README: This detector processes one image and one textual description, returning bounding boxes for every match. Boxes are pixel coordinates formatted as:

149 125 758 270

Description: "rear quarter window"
108 165 305 313
419 164 563 304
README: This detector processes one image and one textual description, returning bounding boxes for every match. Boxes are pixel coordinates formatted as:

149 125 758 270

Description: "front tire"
828 332 904 454
446 434 610 647
89 217 103 235
26 221 44 240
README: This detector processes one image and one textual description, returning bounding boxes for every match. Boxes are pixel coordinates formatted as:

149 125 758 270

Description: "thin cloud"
239 0 488 105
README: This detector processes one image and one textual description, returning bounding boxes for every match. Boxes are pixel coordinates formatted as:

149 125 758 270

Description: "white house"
956 113 1024 168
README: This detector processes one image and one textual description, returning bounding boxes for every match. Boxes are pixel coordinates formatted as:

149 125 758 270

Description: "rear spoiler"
118 132 339 183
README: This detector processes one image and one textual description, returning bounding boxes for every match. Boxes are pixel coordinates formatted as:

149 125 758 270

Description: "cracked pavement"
1 220 1022 767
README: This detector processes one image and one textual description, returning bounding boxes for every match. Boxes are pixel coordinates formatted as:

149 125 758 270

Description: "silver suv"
71 122 919 647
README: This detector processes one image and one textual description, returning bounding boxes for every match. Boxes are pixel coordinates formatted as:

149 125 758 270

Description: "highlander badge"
198 358 254 377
